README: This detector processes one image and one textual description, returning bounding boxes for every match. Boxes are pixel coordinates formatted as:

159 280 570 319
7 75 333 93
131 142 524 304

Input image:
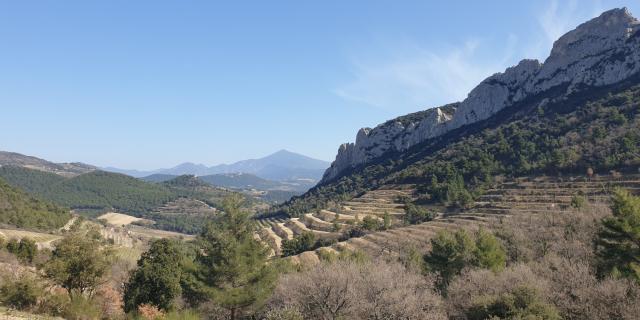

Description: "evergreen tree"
474 228 506 272
425 229 507 289
424 229 476 289
596 189 640 282
281 232 315 257
191 195 276 319
124 239 185 312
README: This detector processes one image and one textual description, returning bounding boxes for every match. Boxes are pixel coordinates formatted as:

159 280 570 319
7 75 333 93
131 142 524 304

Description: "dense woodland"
0 177 70 230
279 83 640 216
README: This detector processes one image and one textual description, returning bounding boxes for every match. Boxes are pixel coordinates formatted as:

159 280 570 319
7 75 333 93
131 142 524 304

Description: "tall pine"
191 195 276 319
596 189 640 282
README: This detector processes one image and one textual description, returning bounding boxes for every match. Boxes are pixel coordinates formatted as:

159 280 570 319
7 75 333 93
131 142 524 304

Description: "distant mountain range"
103 149 330 182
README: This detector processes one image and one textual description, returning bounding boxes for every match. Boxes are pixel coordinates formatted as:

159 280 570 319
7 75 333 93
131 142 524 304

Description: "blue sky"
2 0 639 169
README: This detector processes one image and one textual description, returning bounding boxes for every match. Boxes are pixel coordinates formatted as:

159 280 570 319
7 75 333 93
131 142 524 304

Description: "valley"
2 5 640 320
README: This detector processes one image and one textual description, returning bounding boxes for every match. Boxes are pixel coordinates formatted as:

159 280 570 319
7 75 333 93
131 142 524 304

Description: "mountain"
321 8 640 184
103 150 330 182
0 177 71 230
280 8 640 216
140 174 178 183
0 151 96 177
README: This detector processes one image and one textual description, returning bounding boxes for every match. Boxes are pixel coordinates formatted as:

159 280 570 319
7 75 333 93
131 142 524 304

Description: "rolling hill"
0 177 70 230
0 151 96 177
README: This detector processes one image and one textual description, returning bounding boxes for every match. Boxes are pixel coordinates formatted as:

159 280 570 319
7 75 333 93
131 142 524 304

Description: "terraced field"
254 186 414 257
285 174 640 264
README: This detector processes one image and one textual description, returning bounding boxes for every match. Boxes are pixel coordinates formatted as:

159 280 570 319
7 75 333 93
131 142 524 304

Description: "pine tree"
424 229 476 289
596 189 640 282
191 195 276 319
474 228 506 272
123 239 185 312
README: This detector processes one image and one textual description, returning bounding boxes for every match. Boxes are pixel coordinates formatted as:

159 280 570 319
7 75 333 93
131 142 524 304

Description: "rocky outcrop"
322 8 640 183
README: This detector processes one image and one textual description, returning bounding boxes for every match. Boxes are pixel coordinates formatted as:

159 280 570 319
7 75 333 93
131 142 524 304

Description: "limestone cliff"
322 8 640 183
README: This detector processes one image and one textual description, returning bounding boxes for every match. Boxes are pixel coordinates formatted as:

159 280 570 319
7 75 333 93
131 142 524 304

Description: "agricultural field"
97 212 145 226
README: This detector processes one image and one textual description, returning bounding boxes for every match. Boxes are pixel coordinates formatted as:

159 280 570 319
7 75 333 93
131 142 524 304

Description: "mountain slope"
0 151 95 177
321 8 640 184
280 8 640 216
0 166 178 215
0 177 70 230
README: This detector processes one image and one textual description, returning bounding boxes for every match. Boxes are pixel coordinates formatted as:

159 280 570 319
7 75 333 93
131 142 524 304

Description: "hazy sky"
2 0 639 169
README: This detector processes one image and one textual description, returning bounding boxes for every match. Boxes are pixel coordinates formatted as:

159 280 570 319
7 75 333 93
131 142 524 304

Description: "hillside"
280 8 640 217
0 151 95 177
0 177 70 230
0 166 178 215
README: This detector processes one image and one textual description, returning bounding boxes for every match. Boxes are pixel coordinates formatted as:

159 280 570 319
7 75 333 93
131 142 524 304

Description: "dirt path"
59 215 78 232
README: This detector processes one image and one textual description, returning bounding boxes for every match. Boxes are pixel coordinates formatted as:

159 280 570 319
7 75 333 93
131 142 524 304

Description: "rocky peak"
321 8 640 184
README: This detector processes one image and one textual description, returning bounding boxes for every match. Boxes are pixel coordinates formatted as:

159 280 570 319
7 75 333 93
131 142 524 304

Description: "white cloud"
334 39 513 111
334 0 614 112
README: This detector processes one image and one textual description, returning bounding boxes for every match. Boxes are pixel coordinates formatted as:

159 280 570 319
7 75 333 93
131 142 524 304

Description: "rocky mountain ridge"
322 7 640 183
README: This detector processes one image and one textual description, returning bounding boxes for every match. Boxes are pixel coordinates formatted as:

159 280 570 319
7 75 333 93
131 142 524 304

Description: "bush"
269 259 445 320
5 237 37 263
62 295 103 320
424 229 506 289
570 193 587 209
467 286 561 320
281 232 315 257
403 203 435 225
0 275 42 311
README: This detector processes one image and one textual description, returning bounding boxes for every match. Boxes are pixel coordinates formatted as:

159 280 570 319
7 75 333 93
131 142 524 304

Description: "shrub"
137 303 164 320
5 237 37 263
360 215 381 231
0 275 42 311
446 264 554 319
269 259 445 320
570 193 587 209
467 285 561 320
281 232 315 257
63 295 103 320
403 203 435 225
424 229 506 289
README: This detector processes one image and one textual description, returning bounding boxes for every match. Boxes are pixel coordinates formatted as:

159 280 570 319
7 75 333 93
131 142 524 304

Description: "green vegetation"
0 177 70 230
424 229 506 289
187 195 277 319
5 238 37 263
43 233 113 299
403 203 435 225
281 232 315 257
596 189 640 282
124 239 185 312
0 167 177 214
0 275 42 311
280 83 640 216
467 286 561 320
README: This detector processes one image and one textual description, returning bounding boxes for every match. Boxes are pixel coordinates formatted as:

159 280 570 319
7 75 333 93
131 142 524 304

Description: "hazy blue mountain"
103 150 330 182
140 174 178 183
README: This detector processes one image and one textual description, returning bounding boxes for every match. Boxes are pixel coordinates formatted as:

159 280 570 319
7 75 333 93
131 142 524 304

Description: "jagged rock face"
322 8 640 183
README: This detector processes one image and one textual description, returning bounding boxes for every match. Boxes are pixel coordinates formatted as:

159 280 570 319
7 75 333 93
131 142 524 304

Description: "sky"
2 0 639 170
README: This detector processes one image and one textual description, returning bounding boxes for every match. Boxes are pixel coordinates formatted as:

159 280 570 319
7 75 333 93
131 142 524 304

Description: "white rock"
322 8 640 183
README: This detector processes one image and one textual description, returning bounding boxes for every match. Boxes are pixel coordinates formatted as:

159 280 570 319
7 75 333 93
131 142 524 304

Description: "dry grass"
97 212 144 226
